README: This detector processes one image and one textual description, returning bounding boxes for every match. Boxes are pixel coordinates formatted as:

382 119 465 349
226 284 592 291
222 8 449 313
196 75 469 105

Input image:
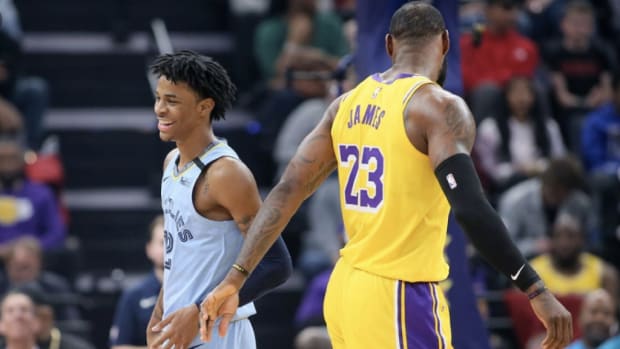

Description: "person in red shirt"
461 0 540 122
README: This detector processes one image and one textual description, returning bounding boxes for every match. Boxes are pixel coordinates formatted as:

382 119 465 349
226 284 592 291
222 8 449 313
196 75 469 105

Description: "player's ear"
441 30 449 56
198 97 215 118
385 34 394 58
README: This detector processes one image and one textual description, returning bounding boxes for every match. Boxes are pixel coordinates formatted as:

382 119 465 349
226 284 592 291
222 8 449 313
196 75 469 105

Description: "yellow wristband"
232 263 250 277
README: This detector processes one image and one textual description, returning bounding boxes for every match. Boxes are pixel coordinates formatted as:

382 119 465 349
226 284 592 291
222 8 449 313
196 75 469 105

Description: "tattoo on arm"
230 95 341 277
444 101 474 151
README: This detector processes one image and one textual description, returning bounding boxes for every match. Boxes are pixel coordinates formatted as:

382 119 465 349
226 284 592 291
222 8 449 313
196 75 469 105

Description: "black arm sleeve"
435 153 540 291
238 236 293 305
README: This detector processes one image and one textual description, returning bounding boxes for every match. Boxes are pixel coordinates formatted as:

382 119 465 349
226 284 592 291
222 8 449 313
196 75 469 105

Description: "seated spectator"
498 157 595 258
109 215 164 349
476 76 565 194
0 140 66 253
530 212 618 298
0 237 79 321
0 289 92 349
255 0 349 96
581 70 620 271
0 291 39 349
566 289 616 349
254 0 349 183
460 0 539 122
543 0 616 148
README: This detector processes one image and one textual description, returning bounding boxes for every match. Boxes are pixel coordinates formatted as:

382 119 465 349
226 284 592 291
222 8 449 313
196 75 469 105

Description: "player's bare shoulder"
404 84 476 160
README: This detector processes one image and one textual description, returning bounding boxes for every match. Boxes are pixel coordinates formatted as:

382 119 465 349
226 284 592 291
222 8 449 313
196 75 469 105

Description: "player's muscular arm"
206 158 293 305
201 96 341 342
207 158 261 236
407 86 572 349
224 95 341 290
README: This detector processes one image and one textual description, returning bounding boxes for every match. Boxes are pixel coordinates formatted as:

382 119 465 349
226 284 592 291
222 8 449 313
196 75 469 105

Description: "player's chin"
159 131 174 142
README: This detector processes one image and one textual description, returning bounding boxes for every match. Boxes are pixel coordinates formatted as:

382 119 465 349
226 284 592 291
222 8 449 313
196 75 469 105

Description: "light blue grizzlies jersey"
161 142 256 348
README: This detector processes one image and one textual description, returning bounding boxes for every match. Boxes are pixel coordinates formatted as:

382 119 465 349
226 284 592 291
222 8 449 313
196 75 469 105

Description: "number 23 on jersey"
338 144 385 212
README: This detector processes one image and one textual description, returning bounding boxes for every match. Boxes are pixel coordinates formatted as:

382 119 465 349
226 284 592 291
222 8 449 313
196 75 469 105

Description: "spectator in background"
254 0 349 183
566 289 616 349
0 237 78 321
0 289 92 349
581 70 620 272
0 140 65 253
475 76 565 194
460 0 539 122
255 0 349 95
109 215 164 349
0 291 40 349
498 157 594 258
543 0 616 149
530 212 618 299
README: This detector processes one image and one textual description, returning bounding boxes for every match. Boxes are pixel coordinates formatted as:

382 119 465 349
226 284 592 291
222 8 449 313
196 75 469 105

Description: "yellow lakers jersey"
331 73 450 282
530 253 603 295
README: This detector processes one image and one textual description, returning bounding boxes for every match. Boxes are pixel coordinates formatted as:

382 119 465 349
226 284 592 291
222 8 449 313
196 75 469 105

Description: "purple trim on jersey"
404 282 440 349
397 281 405 349
371 72 415 84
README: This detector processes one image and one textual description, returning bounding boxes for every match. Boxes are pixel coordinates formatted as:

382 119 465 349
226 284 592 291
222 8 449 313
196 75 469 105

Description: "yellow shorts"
324 258 453 349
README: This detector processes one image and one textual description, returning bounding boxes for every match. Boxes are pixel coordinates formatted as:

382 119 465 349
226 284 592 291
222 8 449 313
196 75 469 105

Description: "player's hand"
529 289 573 349
150 304 200 349
200 283 240 342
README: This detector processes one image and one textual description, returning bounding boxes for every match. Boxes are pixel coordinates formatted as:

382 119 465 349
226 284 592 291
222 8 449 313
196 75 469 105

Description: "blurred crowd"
1 0 620 348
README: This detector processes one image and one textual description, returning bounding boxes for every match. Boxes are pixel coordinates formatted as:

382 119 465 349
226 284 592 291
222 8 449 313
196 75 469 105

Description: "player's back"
331 73 450 282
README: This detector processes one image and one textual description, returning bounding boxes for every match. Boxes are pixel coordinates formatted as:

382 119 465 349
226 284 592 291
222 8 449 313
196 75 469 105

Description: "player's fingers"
541 316 557 349
199 318 208 341
561 315 573 348
218 313 234 337
151 314 173 332
205 318 217 342
550 316 562 349
151 330 171 348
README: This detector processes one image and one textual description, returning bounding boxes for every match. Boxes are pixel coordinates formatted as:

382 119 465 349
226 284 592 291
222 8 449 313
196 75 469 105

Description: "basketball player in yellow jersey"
201 2 573 348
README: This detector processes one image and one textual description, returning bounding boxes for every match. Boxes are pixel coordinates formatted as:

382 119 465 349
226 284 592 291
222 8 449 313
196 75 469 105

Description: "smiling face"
0 293 38 342
154 76 214 143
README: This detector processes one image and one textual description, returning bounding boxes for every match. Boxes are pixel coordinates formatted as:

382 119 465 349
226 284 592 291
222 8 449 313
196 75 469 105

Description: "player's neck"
388 61 434 81
390 48 437 81
175 128 216 169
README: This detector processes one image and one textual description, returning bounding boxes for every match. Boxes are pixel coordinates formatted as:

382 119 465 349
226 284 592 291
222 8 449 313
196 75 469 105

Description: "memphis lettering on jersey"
162 197 194 269
347 104 386 129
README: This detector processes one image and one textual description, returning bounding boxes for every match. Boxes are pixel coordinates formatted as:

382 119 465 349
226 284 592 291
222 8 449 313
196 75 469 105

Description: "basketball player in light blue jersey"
146 50 293 349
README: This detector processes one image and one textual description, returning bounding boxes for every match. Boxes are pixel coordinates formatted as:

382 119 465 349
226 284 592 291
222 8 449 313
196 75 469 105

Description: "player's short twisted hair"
150 50 236 121
389 1 446 45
